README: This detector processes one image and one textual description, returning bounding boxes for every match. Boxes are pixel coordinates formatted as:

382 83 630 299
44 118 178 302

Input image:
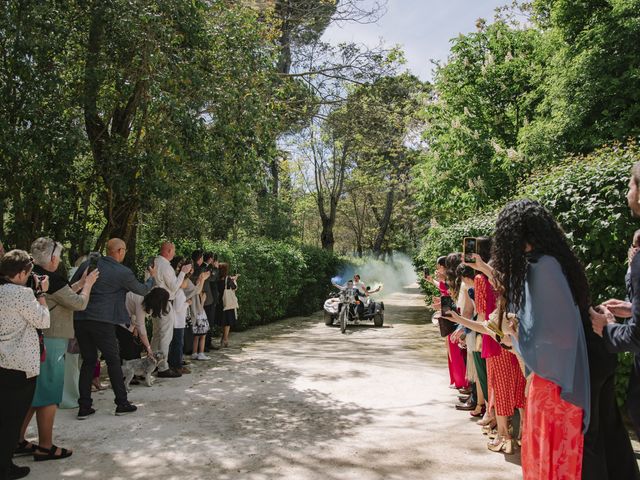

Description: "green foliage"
526 0 640 159
415 19 545 223
521 142 639 303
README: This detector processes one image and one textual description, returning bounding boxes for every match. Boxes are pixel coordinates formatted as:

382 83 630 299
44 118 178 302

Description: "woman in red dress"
444 253 469 391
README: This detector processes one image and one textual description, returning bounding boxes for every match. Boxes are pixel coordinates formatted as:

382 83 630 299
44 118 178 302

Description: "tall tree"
330 73 426 256
77 0 276 262
414 18 544 223
522 0 640 162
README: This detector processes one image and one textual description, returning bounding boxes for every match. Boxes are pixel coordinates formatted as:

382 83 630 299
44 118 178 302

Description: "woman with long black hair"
490 199 638 480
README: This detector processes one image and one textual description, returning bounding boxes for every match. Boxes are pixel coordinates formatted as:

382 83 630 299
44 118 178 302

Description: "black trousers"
628 354 640 440
0 368 36 480
75 319 128 408
204 303 217 349
582 371 640 480
115 326 141 361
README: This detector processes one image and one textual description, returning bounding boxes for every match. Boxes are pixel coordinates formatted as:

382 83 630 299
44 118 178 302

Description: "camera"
463 237 477 263
26 272 46 297
87 252 101 273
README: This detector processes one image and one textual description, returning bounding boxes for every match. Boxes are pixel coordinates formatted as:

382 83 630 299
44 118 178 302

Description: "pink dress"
440 282 467 388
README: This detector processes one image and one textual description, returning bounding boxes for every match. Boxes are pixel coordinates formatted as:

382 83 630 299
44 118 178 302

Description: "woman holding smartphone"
491 200 595 479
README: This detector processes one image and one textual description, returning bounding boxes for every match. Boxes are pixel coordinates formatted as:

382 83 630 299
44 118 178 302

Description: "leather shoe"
157 369 181 378
455 401 477 411
180 367 191 374
9 462 30 480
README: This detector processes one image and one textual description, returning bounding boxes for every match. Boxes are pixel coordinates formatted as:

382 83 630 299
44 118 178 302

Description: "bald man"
71 238 157 418
151 242 192 377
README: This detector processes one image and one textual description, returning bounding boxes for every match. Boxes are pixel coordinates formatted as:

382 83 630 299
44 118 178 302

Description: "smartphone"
423 267 430 277
463 237 477 263
146 256 156 269
87 252 100 273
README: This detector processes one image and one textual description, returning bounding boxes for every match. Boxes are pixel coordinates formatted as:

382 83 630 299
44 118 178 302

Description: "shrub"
521 143 638 304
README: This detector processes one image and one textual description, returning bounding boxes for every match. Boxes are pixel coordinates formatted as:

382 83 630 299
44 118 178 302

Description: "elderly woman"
14 238 98 462
0 250 50 480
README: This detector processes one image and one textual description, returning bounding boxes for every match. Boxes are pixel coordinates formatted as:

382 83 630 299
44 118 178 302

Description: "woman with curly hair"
490 199 638 480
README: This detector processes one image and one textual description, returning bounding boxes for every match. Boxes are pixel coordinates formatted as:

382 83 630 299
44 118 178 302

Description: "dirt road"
18 285 523 480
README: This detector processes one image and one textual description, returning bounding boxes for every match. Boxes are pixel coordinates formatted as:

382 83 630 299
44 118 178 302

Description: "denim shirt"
72 256 154 325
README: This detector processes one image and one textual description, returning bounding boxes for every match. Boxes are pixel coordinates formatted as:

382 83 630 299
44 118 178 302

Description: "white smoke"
332 252 418 297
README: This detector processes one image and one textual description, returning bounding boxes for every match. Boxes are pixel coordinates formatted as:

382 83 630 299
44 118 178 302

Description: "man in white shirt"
152 242 191 377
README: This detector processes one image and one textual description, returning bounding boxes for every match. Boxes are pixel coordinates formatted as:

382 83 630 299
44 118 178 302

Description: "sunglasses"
51 241 58 262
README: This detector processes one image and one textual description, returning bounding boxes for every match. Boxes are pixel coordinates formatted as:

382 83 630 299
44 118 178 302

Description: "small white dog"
122 352 164 391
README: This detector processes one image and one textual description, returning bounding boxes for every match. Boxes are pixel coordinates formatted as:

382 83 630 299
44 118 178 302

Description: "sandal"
14 440 38 457
470 405 486 418
33 444 73 462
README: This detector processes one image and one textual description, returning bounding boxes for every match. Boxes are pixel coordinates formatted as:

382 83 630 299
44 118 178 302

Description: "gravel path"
17 285 524 480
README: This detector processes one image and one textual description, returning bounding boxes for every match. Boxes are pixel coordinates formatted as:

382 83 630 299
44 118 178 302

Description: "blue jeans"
168 328 185 369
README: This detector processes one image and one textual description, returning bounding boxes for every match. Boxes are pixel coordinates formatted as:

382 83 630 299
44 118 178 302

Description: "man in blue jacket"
591 161 640 440
72 238 156 419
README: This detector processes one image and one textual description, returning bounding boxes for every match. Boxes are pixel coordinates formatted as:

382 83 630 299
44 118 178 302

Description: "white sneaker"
197 353 210 361
191 353 199 360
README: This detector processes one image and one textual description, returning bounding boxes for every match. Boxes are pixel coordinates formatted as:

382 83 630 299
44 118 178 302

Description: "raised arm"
601 254 640 352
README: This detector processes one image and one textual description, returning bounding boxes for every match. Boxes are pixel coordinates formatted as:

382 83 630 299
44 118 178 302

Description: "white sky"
322 0 509 81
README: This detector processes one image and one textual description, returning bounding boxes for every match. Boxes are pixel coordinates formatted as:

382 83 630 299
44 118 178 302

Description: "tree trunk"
83 3 144 266
320 216 335 251
372 189 394 257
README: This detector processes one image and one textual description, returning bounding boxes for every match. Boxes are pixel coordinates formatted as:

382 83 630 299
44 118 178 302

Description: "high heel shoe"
477 415 495 427
481 421 497 434
470 405 486 418
487 436 514 455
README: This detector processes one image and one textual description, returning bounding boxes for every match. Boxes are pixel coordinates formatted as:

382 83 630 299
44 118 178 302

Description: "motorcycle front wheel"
339 308 347 334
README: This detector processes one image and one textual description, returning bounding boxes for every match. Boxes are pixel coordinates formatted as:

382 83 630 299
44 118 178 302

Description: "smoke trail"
335 252 418 296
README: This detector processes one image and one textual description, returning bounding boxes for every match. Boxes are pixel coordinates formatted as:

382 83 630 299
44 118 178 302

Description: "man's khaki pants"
151 308 174 372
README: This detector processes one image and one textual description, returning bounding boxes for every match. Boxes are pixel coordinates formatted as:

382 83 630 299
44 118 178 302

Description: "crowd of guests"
0 239 239 480
425 162 640 480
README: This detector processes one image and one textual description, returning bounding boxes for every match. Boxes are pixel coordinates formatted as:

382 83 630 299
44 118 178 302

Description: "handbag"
438 296 457 337
438 316 457 337
222 278 239 311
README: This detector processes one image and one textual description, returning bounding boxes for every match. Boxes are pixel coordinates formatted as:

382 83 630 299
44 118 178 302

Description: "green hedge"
136 237 342 330
416 141 640 404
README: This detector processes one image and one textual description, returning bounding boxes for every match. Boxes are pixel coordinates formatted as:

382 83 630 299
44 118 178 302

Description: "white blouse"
125 292 148 337
0 283 51 378
173 289 188 329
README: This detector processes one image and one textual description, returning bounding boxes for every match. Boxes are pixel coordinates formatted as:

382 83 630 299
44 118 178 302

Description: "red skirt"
522 374 584 480
447 335 468 389
486 348 525 416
